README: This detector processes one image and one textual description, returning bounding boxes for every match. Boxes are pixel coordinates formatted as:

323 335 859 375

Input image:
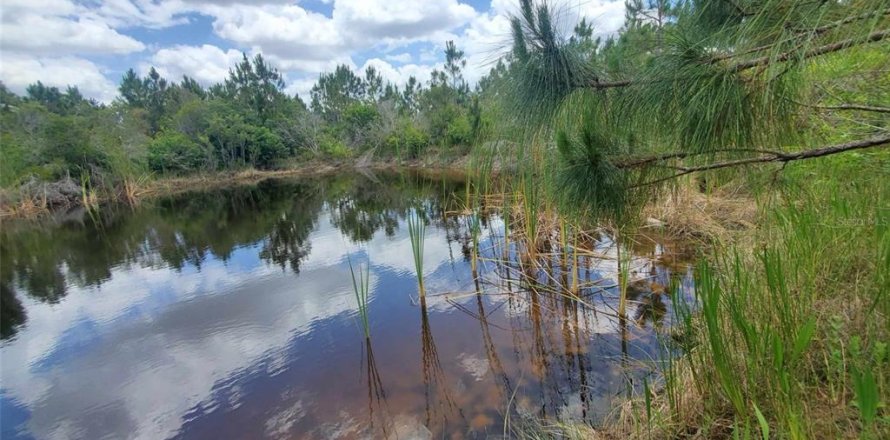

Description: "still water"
1 171 694 439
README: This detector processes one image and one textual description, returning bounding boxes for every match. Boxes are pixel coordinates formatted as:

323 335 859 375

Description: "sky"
0 0 627 103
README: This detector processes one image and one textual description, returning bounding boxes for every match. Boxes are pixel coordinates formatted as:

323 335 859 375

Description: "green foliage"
319 134 351 159
1 37 486 193
445 113 472 147
43 115 108 177
407 209 427 297
310 64 366 122
385 120 429 159
203 102 286 168
148 131 206 174
220 53 287 124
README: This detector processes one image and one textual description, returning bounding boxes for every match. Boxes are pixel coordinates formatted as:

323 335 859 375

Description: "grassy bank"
505 147 887 439
518 149 888 439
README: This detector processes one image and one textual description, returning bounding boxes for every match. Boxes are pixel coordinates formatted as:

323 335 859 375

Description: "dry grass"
642 179 760 245
0 194 49 219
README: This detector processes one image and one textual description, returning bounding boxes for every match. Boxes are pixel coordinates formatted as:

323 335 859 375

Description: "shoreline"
0 157 474 220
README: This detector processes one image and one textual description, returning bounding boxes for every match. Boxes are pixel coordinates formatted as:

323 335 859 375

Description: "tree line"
1 0 886 204
0 40 491 189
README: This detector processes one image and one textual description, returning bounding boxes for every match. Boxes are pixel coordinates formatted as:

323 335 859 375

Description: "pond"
0 171 695 439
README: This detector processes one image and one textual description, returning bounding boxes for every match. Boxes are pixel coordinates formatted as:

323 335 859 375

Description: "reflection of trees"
0 171 469 340
328 172 467 243
1 283 26 339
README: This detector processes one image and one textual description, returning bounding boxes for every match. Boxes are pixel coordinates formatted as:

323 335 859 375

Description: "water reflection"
1 171 694 439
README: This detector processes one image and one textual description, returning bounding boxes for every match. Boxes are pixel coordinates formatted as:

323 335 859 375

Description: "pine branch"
807 103 890 113
731 29 890 72
625 134 890 187
712 8 890 62
588 28 890 90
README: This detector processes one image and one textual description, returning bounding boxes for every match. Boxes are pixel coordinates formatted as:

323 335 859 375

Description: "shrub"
319 134 351 159
243 125 286 168
446 114 472 147
147 131 206 174
385 122 430 159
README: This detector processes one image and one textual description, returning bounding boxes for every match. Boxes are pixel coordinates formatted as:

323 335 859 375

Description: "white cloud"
333 0 476 41
198 0 478 77
576 0 626 38
359 58 436 88
145 44 244 85
453 9 513 83
0 54 119 103
0 0 629 103
0 7 145 55
206 4 348 63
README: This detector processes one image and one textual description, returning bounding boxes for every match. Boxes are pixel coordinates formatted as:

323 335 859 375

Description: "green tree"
222 54 287 124
310 64 365 122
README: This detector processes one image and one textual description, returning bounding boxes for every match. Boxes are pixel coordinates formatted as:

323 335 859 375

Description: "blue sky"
0 1 627 102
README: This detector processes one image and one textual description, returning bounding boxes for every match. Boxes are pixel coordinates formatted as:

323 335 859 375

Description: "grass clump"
611 153 890 439
348 255 371 340
407 209 427 298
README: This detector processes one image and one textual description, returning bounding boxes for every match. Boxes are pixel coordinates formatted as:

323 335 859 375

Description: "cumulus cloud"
0 54 119 103
206 4 348 62
0 0 628 102
360 58 437 87
0 1 145 55
144 44 245 85
333 0 476 41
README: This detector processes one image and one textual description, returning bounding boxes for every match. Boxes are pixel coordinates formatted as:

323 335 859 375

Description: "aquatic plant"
407 209 426 297
348 255 371 339
468 207 482 274
80 173 99 210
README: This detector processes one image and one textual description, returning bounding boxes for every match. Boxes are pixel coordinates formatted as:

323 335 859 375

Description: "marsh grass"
80 173 100 210
348 255 371 340
407 209 427 297
480 143 887 439
603 154 890 439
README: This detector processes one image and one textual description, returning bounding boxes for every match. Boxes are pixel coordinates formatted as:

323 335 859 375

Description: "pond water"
1 171 695 440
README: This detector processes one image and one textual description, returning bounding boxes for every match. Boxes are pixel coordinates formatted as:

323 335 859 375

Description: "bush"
385 121 430 159
446 114 472 147
44 116 108 177
319 134 351 159
244 125 286 168
148 131 206 174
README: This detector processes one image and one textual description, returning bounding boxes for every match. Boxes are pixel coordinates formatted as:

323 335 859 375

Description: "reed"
468 207 482 273
80 173 99 210
348 255 371 340
407 209 426 297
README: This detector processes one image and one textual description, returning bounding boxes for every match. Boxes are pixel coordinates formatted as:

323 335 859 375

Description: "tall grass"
468 208 482 274
407 209 426 297
613 154 890 439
